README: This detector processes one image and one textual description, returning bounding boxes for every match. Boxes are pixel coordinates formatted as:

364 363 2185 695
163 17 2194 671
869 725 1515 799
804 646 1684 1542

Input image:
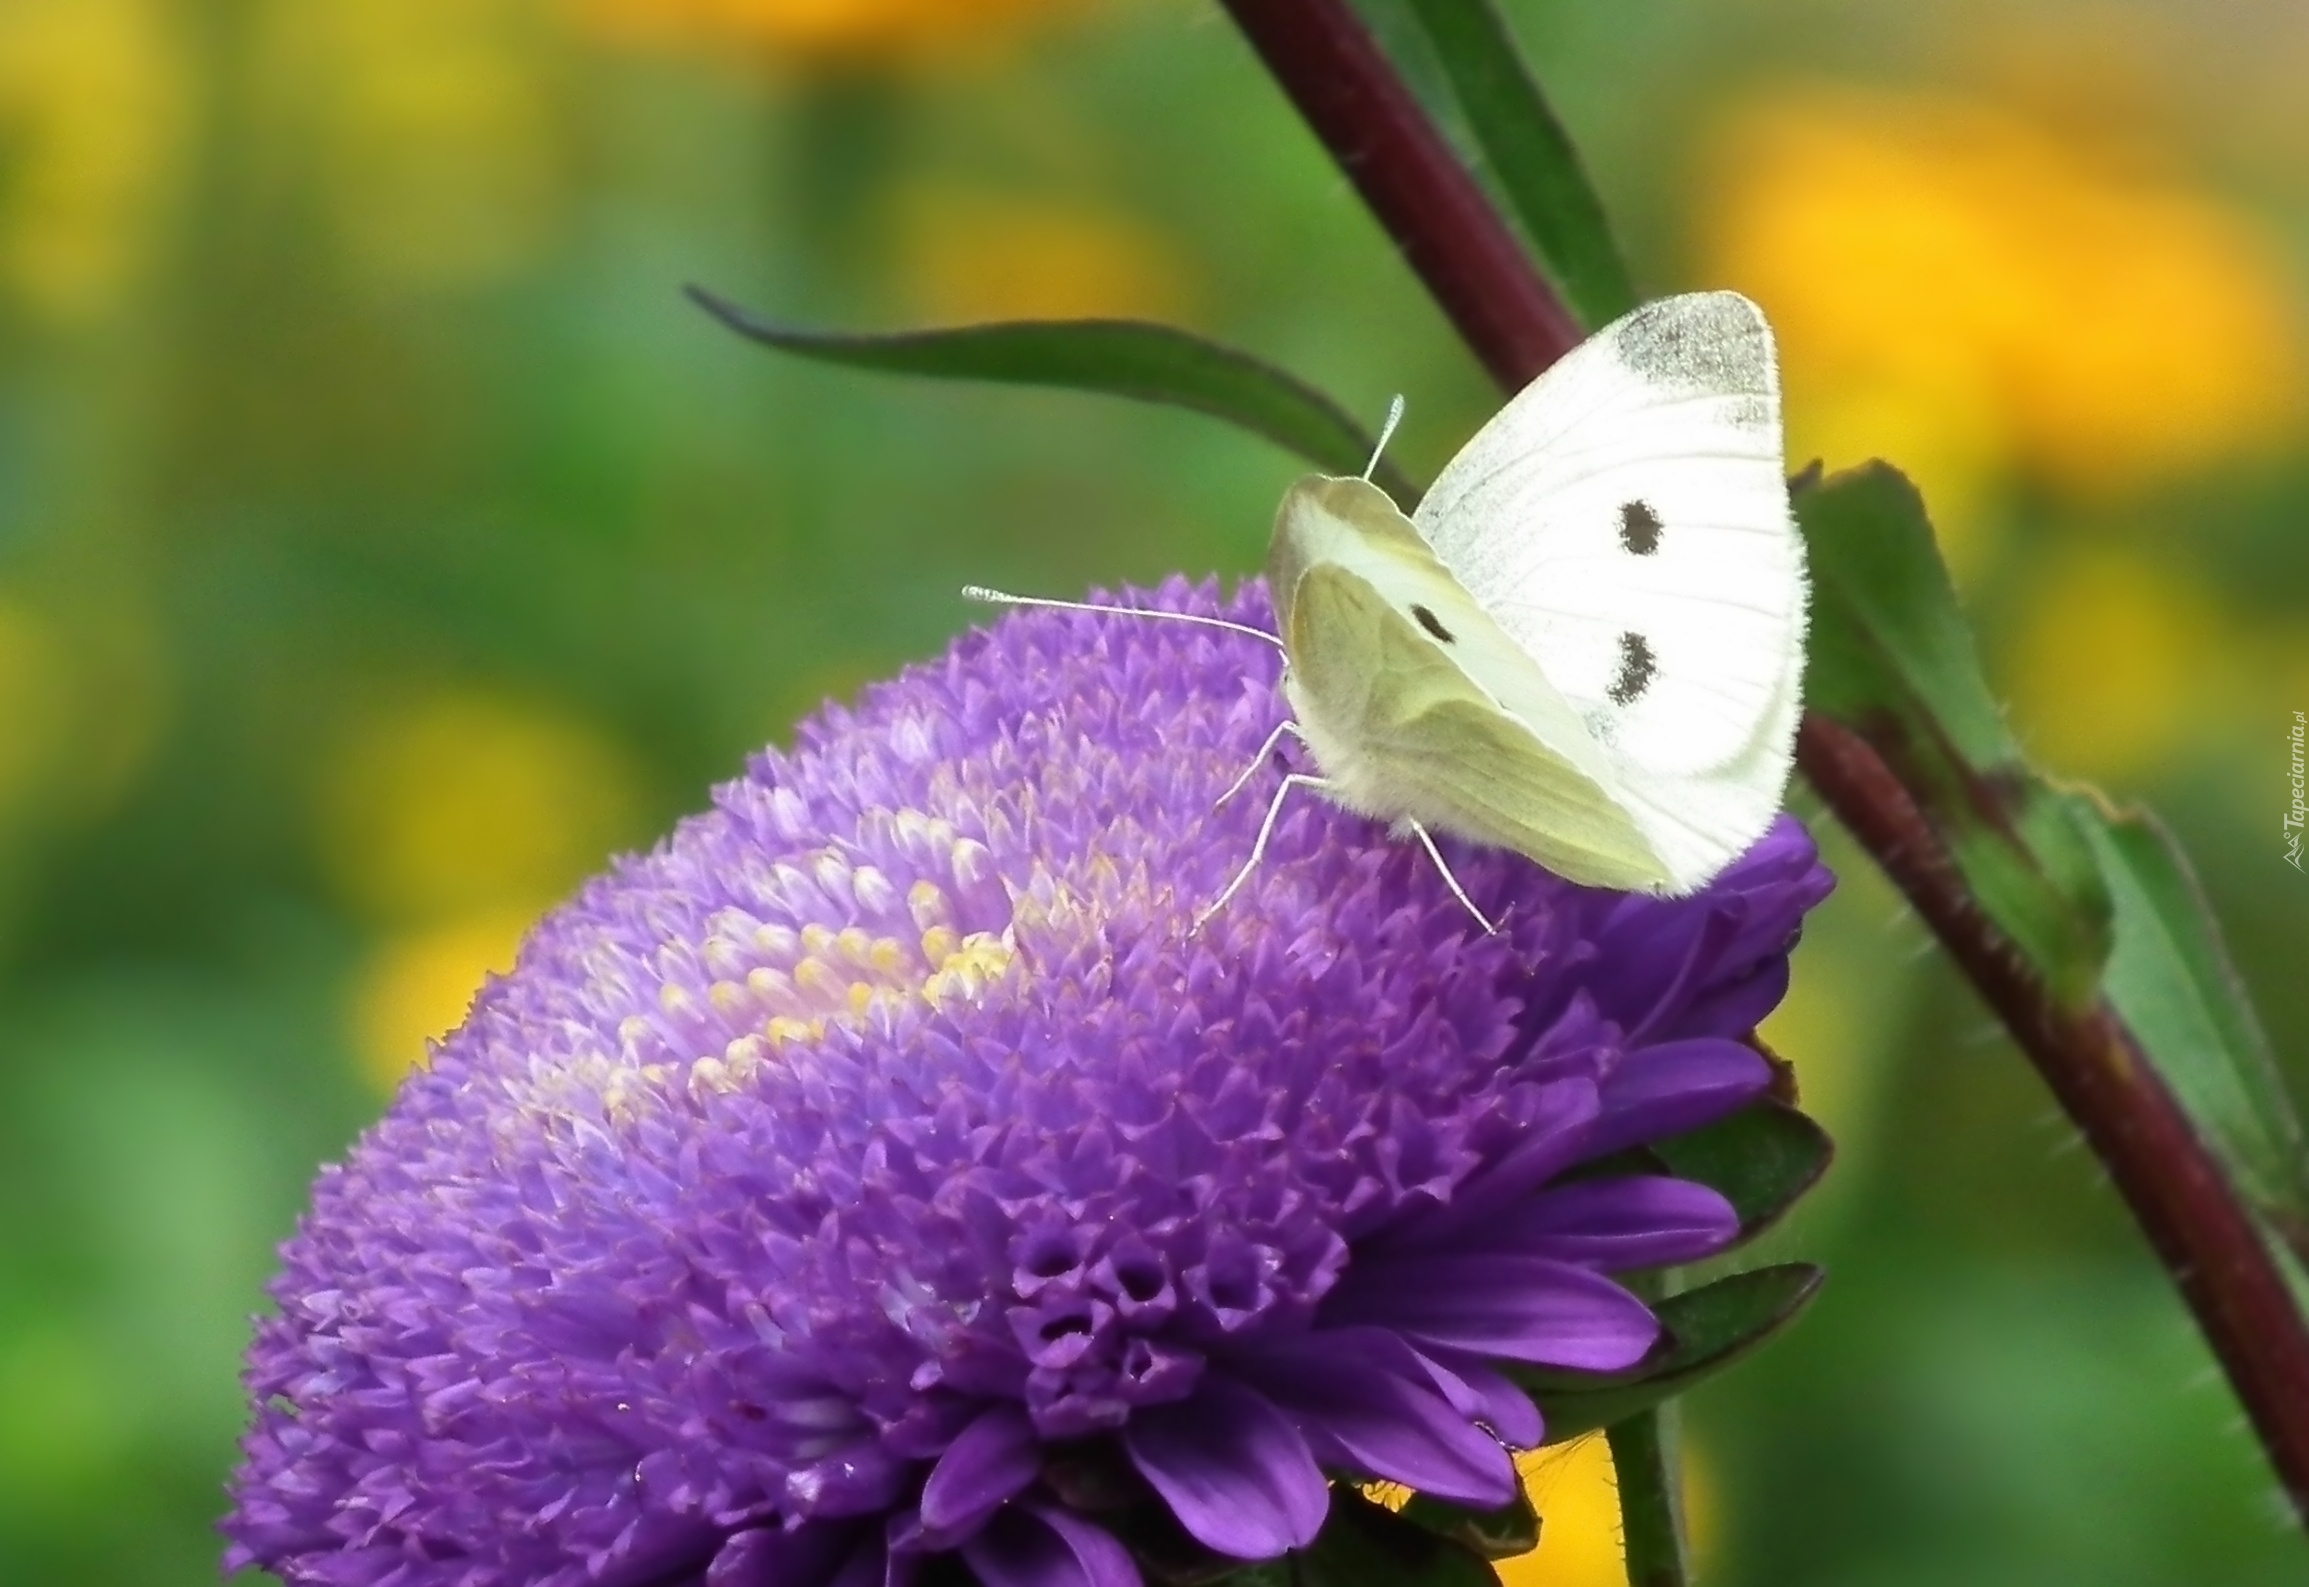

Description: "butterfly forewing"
1412 293 1804 781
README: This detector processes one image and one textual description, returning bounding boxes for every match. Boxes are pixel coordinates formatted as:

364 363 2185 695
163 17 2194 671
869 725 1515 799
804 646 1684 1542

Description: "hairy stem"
1796 717 2309 1516
1216 0 2309 1524
1605 1410 1690 1587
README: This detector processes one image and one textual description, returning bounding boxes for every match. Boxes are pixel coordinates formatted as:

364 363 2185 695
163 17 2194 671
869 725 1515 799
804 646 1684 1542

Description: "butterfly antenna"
962 586 1286 651
1361 395 1406 482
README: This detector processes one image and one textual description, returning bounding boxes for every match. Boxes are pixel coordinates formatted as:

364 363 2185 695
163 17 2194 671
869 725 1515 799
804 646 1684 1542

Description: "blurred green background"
1 0 2304 1582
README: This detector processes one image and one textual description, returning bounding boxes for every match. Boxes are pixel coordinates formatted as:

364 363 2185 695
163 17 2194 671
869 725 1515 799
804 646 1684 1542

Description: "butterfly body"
1271 475 1677 892
1262 291 1806 899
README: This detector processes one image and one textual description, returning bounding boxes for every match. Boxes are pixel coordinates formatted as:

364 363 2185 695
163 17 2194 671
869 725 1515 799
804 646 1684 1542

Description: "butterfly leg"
1213 718 1308 810
1404 818 1498 935
1193 771 1328 934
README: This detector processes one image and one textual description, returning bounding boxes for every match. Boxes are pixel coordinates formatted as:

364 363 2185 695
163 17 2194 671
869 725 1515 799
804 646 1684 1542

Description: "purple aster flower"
225 577 1830 1587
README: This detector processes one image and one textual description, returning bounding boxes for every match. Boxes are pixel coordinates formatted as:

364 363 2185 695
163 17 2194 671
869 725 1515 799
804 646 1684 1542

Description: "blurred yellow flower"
569 0 1075 66
0 0 186 322
1760 933 1875 1162
896 187 1191 326
2004 544 2228 782
350 906 539 1087
1699 85 2302 571
266 0 565 293
314 688 646 925
1492 1432 1718 1587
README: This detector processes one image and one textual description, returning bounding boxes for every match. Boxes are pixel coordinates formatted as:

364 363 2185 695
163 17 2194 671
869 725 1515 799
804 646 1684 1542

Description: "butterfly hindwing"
1270 477 1673 891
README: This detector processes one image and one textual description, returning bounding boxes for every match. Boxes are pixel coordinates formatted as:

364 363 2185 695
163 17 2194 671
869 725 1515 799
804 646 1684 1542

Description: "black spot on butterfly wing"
1619 501 1662 556
1607 631 1657 706
1409 603 1456 643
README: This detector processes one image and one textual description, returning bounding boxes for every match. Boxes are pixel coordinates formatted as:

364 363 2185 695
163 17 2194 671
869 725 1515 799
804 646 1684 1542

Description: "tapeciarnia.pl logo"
2288 710 2305 872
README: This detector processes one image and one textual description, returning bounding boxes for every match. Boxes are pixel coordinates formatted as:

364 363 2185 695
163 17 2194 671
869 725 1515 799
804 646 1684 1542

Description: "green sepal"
1397 1482 1541 1561
1294 1489 1498 1587
1400 0 1636 329
1516 1264 1824 1443
1650 1099 1833 1241
686 286 1418 503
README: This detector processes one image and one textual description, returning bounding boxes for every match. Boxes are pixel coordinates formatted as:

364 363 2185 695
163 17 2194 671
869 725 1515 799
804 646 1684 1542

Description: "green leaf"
1649 1100 1832 1239
1401 0 1636 329
1798 463 2308 1251
1517 1264 1824 1442
686 287 1418 503
1297 1490 1497 1587
1797 462 2112 1002
1398 1484 1539 1561
2083 803 2309 1243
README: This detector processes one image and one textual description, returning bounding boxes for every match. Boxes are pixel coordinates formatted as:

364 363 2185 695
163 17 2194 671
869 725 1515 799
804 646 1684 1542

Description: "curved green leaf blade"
687 286 1418 503
1798 462 2112 1002
2085 803 2309 1244
1798 461 2307 1237
1518 1264 1824 1443
1401 0 1636 329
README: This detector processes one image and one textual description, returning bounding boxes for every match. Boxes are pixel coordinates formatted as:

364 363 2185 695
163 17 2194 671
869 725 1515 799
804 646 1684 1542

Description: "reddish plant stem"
1799 718 2309 1518
1216 0 2309 1522
1219 0 1583 389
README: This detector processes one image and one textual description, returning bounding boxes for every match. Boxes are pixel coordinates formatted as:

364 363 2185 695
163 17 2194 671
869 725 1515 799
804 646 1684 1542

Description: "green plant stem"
1606 1410 1689 1587
1606 1270 1693 1587
1214 0 2309 1525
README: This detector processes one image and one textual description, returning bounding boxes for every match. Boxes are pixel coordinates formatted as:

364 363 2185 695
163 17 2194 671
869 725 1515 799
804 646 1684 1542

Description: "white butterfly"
973 291 1807 931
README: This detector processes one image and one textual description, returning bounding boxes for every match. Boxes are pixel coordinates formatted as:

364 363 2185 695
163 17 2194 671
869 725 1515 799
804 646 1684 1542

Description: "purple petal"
918 1403 1042 1543
1324 1256 1659 1370
1665 956 1791 1044
1580 1040 1771 1161
1235 1327 1516 1507
1599 907 1742 1041
710 1522 876 1587
1410 1348 1543 1449
1123 1374 1330 1557
961 1505 1140 1587
1368 1080 1600 1253
1481 1177 1739 1269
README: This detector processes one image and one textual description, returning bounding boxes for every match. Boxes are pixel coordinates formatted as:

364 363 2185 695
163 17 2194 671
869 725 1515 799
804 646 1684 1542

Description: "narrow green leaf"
1298 1490 1497 1587
1797 463 2113 1002
2083 803 2309 1242
1398 1484 1539 1561
686 286 1418 503
1401 0 1636 329
1519 1265 1824 1442
1649 1100 1832 1239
